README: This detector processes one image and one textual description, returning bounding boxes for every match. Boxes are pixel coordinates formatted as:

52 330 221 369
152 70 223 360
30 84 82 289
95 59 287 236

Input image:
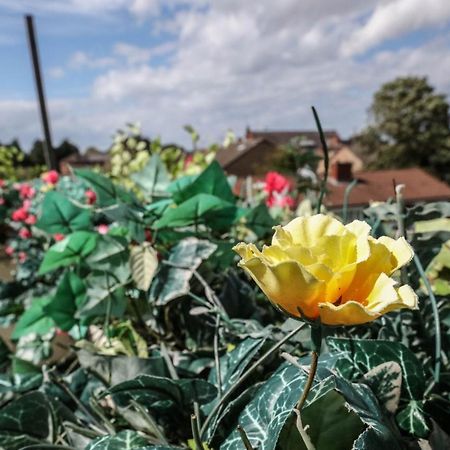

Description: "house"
59 148 110 175
325 164 450 219
215 127 362 177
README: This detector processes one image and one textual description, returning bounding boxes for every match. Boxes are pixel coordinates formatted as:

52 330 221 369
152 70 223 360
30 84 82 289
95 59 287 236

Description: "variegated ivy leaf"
130 242 159 291
0 391 54 450
149 237 217 305
327 337 425 400
396 400 430 438
85 430 148 450
363 361 402 413
108 374 217 413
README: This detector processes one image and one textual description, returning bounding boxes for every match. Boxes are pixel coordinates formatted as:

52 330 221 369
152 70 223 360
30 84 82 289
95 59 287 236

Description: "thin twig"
160 341 179 380
237 424 255 450
293 409 316 450
191 414 204 450
131 399 169 445
214 315 223 398
200 323 306 439
49 374 105 431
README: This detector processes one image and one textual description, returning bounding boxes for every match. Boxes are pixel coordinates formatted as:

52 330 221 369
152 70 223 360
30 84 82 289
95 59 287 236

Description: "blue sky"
1 0 450 151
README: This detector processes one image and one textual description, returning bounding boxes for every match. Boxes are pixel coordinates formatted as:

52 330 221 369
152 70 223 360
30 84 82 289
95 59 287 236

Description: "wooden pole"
25 14 57 171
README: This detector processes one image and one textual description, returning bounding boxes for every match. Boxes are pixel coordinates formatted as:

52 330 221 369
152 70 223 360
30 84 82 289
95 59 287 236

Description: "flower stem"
295 351 319 411
237 424 255 450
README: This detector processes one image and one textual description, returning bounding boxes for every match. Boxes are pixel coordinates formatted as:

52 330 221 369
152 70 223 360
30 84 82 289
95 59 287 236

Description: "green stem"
200 323 306 439
191 414 203 450
214 315 223 397
295 351 319 411
414 254 441 384
237 424 255 450
312 106 329 213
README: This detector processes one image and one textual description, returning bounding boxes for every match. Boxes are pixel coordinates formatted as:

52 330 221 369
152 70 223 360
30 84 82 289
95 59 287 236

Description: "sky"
1 0 450 151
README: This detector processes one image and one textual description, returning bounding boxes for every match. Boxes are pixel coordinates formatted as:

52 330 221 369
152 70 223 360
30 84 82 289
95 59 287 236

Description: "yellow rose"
233 214 418 326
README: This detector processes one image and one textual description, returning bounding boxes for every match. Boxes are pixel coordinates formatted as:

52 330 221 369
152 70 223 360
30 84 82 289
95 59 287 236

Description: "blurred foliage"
354 76 450 181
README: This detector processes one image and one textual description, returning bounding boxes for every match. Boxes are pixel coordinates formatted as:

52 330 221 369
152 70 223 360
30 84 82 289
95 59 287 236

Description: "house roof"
325 167 450 208
215 138 272 168
248 129 340 147
60 151 109 164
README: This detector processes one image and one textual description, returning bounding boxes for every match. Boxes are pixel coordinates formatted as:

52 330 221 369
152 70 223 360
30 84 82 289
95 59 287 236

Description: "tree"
355 76 450 181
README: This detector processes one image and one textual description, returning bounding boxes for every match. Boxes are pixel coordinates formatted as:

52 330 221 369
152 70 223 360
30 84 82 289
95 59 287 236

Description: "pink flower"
5 246 14 256
53 233 65 241
18 252 27 263
266 193 295 209
85 189 97 205
12 207 28 222
22 199 32 210
25 214 37 225
18 228 31 239
19 183 35 199
97 224 109 235
0 198 4 205
184 154 194 169
42 170 59 185
0 179 5 188
264 172 291 195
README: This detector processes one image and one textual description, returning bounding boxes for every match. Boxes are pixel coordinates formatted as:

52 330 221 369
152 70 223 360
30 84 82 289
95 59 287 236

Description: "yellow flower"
233 214 418 326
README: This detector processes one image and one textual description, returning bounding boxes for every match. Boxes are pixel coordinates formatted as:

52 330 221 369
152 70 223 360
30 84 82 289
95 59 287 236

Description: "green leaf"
327 337 425 400
85 430 149 450
279 390 364 450
130 243 159 291
76 279 126 321
103 204 146 242
12 297 54 339
75 169 136 207
220 362 308 450
0 391 53 450
149 237 216 305
243 203 277 238
131 154 170 198
173 161 235 204
77 349 168 386
396 400 430 438
86 235 130 284
209 337 265 395
43 272 86 331
35 191 91 234
333 376 401 448
38 231 98 275
154 193 238 231
109 375 217 413
363 361 402 413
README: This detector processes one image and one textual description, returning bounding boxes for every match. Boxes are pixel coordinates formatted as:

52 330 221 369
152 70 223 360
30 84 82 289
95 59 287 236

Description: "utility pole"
25 14 57 171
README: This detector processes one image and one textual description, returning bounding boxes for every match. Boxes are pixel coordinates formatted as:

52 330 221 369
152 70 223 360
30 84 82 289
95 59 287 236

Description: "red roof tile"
325 167 450 208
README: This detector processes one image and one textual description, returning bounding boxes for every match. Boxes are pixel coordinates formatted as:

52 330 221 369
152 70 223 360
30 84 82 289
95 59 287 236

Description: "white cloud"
68 51 116 70
342 0 450 56
2 1 450 151
48 67 65 79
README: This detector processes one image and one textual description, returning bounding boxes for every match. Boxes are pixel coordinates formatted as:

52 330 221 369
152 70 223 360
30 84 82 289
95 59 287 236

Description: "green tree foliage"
355 76 450 181
274 136 322 193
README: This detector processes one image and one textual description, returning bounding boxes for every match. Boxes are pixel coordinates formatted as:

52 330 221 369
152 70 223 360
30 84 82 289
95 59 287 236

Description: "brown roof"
60 151 109 164
248 129 340 147
215 138 273 168
325 167 450 208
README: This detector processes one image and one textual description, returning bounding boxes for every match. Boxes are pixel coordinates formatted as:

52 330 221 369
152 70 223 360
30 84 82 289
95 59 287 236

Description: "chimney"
245 126 253 140
331 162 353 182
